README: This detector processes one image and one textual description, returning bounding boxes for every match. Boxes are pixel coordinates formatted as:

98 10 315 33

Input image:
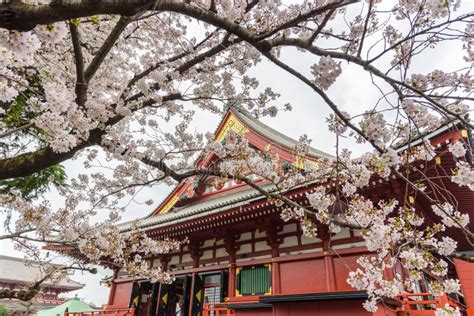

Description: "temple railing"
203 303 234 316
64 308 134 316
36 298 67 305
397 293 465 315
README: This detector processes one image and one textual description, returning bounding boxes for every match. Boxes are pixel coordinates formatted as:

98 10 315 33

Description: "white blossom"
448 141 467 158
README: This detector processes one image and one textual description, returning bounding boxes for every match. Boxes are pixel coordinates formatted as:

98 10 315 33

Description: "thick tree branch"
0 130 101 179
269 37 474 129
0 93 181 180
69 22 87 107
0 0 152 31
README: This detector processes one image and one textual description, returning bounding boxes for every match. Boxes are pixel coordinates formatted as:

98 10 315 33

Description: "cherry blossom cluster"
310 56 342 90
326 112 350 135
1 191 183 283
435 304 462 316
452 161 474 190
358 112 391 148
402 99 441 131
431 203 470 229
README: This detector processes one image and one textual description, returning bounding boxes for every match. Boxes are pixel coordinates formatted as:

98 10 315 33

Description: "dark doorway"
166 275 191 316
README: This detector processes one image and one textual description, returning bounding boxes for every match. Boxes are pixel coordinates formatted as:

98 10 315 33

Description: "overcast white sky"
0 0 473 308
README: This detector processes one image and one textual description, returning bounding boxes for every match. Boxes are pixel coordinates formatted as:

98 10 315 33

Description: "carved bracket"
264 222 284 249
222 231 241 255
188 240 204 266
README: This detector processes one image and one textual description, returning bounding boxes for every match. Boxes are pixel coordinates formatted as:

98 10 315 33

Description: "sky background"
0 0 473 308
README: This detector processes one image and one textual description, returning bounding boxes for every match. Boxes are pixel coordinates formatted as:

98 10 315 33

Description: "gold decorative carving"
216 114 249 142
159 193 180 214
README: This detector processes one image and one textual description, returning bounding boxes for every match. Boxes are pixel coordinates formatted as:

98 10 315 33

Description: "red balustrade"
203 303 234 316
397 293 465 315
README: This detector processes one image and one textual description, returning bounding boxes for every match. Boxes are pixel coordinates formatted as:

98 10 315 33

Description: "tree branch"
0 122 34 139
69 21 87 107
0 1 151 31
357 0 373 58
0 229 35 240
84 16 131 82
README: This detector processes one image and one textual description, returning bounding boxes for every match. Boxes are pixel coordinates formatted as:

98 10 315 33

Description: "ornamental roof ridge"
229 104 335 161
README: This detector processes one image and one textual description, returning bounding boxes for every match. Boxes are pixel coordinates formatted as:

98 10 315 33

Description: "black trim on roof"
258 291 368 304
226 303 272 309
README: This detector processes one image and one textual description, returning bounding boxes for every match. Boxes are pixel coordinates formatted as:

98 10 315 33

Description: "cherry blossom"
435 304 461 316
311 56 342 90
431 203 470 229
451 161 474 190
448 141 467 158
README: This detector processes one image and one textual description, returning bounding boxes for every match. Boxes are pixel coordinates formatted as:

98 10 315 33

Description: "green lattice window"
236 264 271 296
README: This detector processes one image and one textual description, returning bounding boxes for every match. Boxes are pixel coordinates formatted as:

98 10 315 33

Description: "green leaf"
91 16 100 25
0 165 67 201
70 18 81 26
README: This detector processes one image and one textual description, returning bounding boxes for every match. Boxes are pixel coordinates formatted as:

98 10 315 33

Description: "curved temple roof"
228 104 335 161
0 255 84 290
146 104 335 217
118 182 279 232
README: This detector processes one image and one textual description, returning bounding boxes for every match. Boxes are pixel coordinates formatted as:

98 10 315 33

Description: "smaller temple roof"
0 255 84 290
37 298 96 316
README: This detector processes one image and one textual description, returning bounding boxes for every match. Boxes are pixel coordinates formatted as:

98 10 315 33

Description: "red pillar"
265 222 283 295
272 259 281 295
228 263 236 299
107 268 119 306
323 240 337 292
223 232 239 299
188 272 196 316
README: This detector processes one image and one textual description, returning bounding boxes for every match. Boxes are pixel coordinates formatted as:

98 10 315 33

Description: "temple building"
67 106 474 316
0 255 84 315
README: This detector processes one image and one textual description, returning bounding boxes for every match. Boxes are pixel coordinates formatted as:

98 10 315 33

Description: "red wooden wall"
279 259 326 294
333 255 360 291
235 309 272 316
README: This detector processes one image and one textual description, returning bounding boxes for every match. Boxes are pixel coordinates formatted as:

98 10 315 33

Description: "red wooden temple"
67 106 474 316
